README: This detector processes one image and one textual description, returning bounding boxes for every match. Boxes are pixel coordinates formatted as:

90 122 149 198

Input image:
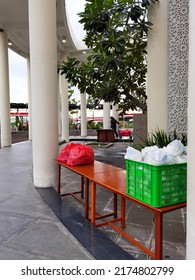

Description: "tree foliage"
59 0 159 114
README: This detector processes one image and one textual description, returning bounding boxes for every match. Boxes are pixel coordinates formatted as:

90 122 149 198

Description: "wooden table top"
56 159 186 214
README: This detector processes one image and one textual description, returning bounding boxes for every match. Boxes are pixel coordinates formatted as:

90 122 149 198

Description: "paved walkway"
0 142 93 259
0 141 132 260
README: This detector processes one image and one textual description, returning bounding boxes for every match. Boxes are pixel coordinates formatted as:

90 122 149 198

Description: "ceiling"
0 0 89 62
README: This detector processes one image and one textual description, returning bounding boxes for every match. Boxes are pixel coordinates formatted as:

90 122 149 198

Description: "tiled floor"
0 141 133 260
0 142 92 260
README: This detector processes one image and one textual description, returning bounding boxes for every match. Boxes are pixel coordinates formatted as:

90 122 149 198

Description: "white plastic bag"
166 139 184 157
124 147 142 162
141 145 159 157
144 148 175 165
176 155 187 163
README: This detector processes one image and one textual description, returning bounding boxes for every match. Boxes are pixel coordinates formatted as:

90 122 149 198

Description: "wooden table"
88 170 186 260
56 160 123 219
56 160 186 260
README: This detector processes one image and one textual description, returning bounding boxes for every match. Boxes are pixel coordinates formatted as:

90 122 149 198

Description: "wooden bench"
56 159 186 260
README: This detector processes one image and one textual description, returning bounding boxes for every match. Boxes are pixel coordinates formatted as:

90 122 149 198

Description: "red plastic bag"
67 144 94 166
57 143 78 163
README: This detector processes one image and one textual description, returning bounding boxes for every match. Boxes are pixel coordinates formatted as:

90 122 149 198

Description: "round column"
147 1 168 133
60 56 69 142
112 104 119 121
80 92 87 137
27 58 32 140
103 101 110 129
0 30 11 147
57 74 61 138
112 104 119 134
187 0 195 260
28 0 58 187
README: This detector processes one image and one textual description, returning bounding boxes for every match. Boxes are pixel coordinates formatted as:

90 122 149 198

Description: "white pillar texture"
80 92 87 137
186 0 195 260
103 101 110 129
28 0 58 187
60 60 69 142
112 104 119 133
58 74 61 138
112 104 119 121
0 30 11 147
147 1 168 133
27 58 32 140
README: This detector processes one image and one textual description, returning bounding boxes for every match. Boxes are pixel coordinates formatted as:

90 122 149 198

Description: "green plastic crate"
125 160 187 207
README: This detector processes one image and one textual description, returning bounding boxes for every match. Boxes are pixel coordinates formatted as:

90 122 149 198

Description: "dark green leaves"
59 0 159 113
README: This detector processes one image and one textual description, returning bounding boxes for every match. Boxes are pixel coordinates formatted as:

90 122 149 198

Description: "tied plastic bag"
57 143 78 163
141 145 158 161
166 139 184 157
67 144 94 166
124 147 142 162
144 148 176 165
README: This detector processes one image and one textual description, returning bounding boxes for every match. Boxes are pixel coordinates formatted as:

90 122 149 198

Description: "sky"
8 49 28 104
8 0 86 104
66 0 86 50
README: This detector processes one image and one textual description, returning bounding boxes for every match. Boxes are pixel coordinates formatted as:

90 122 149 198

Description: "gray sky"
8 50 80 104
8 49 28 104
8 1 85 104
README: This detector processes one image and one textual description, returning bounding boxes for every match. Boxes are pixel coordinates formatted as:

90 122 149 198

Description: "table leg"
81 176 84 199
155 212 163 260
57 165 61 194
121 197 126 229
84 178 89 219
113 193 117 218
90 181 96 224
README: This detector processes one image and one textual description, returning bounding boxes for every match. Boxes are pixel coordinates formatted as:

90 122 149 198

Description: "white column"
27 58 32 140
103 101 110 129
112 104 119 133
147 1 168 133
112 104 119 121
60 58 69 142
58 74 61 138
186 0 195 260
28 0 58 188
80 92 87 136
0 30 11 147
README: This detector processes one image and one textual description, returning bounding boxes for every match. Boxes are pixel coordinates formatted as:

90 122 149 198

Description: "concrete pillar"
60 57 69 142
80 92 87 136
147 1 168 133
27 58 32 140
28 0 58 187
0 30 11 147
58 74 61 138
186 0 195 260
112 104 119 121
103 101 110 129
112 104 119 133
